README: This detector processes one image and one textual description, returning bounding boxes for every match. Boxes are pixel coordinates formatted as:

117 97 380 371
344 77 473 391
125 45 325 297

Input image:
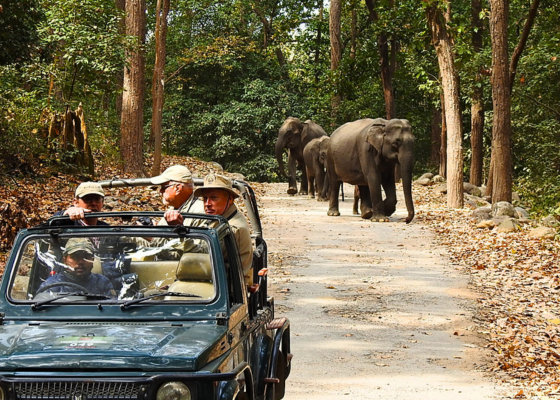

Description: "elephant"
303 136 330 201
275 117 328 195
326 118 415 223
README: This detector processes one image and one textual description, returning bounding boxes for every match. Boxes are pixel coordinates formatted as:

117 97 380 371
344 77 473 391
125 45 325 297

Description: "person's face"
203 189 232 215
74 194 104 212
64 251 94 279
160 181 193 208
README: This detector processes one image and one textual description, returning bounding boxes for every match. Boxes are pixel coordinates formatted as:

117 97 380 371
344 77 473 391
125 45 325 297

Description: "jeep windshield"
8 224 217 305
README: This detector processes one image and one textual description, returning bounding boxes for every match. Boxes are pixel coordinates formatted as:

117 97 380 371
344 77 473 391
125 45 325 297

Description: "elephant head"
275 117 303 178
317 136 330 166
367 118 415 223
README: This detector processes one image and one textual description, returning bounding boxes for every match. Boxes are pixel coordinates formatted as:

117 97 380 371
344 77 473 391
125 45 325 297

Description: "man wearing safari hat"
193 173 253 285
55 182 108 227
36 238 114 297
149 165 204 225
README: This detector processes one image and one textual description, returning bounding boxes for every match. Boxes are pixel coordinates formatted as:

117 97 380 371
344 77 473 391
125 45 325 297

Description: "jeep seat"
165 253 215 300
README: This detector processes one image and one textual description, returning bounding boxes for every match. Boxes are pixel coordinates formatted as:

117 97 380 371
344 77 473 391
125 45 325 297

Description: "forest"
1 0 559 217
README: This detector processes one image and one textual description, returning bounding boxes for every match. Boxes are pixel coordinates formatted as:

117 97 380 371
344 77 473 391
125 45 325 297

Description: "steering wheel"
35 281 89 295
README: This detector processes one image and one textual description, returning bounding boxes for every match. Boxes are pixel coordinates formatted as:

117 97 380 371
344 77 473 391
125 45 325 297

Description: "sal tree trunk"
150 0 170 176
427 3 463 208
470 0 484 186
121 0 146 175
329 0 341 123
488 0 512 203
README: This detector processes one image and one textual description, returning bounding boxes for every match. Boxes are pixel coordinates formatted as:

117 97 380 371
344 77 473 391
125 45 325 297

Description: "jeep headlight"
156 382 191 400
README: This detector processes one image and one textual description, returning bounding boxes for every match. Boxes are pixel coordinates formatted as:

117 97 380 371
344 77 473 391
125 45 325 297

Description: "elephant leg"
306 168 315 199
352 186 360 214
299 163 309 195
327 176 341 216
365 174 388 222
315 164 327 202
382 173 397 216
287 152 298 195
358 185 374 219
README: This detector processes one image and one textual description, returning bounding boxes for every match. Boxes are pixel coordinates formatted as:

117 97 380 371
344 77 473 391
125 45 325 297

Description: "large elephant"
326 118 415 223
275 117 328 195
303 136 330 201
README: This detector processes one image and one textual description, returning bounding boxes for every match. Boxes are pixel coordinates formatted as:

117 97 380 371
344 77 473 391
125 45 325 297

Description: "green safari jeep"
0 180 291 400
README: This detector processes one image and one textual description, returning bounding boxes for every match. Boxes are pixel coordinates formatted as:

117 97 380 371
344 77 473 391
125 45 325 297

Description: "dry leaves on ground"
414 184 560 398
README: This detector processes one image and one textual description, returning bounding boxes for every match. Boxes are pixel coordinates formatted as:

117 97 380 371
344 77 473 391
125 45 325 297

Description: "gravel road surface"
260 183 503 400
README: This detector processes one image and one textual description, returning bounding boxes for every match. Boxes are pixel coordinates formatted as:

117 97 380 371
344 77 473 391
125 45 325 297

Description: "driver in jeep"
36 238 114 297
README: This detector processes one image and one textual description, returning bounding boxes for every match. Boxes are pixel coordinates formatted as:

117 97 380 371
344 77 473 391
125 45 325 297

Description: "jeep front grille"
14 382 140 400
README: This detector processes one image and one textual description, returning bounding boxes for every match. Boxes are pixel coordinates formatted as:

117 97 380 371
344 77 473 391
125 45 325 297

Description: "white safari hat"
75 182 105 198
193 174 239 199
150 165 193 185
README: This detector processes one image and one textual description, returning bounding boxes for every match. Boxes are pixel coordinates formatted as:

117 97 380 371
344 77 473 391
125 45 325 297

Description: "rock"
496 218 520 233
471 206 492 223
419 173 434 180
434 183 447 194
210 162 224 172
492 201 516 218
492 216 511 226
528 226 557 240
230 173 246 181
414 178 432 186
465 194 490 208
464 198 478 210
103 197 119 209
118 195 131 204
542 215 559 227
463 183 482 197
512 192 521 202
476 219 496 229
514 207 530 219
433 175 445 183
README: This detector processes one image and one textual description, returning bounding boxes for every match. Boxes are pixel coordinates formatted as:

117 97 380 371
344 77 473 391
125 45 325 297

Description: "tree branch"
509 0 540 92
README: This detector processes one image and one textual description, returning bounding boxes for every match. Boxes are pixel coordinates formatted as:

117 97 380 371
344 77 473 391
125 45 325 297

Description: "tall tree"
469 0 484 186
150 0 170 176
487 0 540 202
426 1 463 208
120 0 147 175
115 0 125 118
329 0 341 122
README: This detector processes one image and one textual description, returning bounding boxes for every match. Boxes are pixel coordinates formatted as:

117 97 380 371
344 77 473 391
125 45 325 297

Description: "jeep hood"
0 323 228 371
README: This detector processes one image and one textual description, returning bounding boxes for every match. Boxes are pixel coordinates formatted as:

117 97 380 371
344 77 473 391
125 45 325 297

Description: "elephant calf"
303 136 330 201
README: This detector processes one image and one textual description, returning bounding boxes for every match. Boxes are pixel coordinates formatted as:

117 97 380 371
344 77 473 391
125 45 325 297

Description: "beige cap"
150 165 193 185
64 238 94 257
75 182 105 198
193 174 239 199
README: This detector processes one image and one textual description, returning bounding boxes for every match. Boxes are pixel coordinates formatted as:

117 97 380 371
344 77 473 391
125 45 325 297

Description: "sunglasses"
160 183 175 191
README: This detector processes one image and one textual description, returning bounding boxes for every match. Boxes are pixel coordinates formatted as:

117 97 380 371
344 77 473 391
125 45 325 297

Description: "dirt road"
260 183 503 399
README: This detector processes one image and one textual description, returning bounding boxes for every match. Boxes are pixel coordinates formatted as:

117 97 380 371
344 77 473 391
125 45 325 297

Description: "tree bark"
115 0 125 118
470 0 484 186
314 0 324 84
251 3 286 68
439 92 447 177
430 107 442 167
120 0 146 175
150 0 169 176
488 0 512 203
427 3 463 208
329 0 342 123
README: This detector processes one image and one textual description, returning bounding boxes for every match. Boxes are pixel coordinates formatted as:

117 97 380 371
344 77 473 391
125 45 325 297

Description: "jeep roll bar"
98 178 263 239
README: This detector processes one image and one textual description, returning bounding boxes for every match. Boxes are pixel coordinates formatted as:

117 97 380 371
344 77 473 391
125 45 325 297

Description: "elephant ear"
366 124 386 153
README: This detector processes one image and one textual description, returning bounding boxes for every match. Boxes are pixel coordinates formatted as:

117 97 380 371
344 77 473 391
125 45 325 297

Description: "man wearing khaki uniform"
193 174 253 285
149 165 204 225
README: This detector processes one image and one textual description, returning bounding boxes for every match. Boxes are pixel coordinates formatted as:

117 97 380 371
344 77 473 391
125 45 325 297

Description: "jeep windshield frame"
0 212 235 322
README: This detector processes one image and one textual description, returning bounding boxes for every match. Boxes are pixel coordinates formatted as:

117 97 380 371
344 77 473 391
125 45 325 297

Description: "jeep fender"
250 334 274 397
217 363 255 400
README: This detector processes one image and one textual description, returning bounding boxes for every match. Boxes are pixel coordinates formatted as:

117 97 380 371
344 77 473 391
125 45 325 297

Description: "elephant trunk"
399 147 415 224
275 140 289 179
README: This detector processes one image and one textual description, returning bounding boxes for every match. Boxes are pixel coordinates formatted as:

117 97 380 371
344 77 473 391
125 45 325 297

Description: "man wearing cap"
55 182 108 227
36 238 114 297
193 174 253 285
149 165 204 225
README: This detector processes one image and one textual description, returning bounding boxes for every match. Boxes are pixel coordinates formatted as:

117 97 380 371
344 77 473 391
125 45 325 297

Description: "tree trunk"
120 0 146 175
115 0 125 118
314 0 323 84
469 0 484 186
439 92 447 177
427 3 463 208
488 0 512 203
150 0 170 176
430 108 442 167
329 0 341 123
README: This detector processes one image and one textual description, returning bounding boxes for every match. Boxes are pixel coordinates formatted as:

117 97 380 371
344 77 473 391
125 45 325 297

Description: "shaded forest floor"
1 155 559 398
